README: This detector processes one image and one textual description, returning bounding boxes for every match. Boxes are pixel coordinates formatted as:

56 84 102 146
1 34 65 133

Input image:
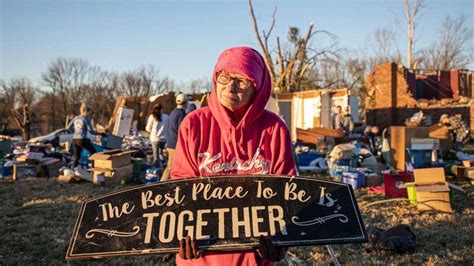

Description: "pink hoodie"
171 47 296 266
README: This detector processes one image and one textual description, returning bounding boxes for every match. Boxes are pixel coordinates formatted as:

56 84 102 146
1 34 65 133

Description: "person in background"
354 125 379 154
170 47 295 265
145 104 169 171
381 127 391 168
340 106 354 135
161 93 188 181
332 105 343 129
439 114 470 151
186 102 197 114
67 103 104 169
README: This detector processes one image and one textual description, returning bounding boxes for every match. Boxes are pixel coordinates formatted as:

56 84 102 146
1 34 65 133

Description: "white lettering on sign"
141 205 288 244
213 208 230 239
196 209 211 240
255 180 278 199
232 207 251 238
251 206 267 237
159 212 176 243
284 182 311 202
191 183 248 201
141 187 185 209
98 202 135 222
177 210 194 240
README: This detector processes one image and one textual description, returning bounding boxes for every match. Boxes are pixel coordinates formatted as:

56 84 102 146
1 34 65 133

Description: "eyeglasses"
216 72 253 89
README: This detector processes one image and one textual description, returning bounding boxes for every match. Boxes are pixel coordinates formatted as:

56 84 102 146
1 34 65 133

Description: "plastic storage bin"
342 171 365 190
0 166 13 177
297 152 322 166
410 150 432 168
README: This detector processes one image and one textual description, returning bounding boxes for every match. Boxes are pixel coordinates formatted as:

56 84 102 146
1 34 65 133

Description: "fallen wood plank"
297 127 344 139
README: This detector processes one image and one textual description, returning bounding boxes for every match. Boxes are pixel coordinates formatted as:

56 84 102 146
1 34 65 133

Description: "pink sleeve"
170 117 200 180
271 123 296 175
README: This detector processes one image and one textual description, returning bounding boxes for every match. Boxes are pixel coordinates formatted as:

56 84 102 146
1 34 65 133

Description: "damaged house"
277 88 360 141
365 63 473 138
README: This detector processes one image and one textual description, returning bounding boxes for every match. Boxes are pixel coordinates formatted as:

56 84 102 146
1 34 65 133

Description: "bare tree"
1 78 36 140
404 0 424 69
82 69 121 125
344 58 367 90
188 78 212 94
248 0 340 92
42 58 91 130
118 65 170 129
119 65 167 97
364 27 403 71
248 0 277 85
420 15 473 70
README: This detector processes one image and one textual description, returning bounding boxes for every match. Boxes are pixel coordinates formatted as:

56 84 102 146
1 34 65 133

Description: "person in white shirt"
332 105 343 129
145 104 169 171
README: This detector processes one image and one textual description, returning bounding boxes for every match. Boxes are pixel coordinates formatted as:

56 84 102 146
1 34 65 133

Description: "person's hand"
178 236 202 260
162 253 175 263
256 236 287 262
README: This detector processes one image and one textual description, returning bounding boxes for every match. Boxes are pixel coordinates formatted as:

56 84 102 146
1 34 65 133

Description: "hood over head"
209 46 271 130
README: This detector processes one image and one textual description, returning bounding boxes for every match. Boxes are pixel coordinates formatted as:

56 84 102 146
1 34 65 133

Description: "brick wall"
365 63 474 138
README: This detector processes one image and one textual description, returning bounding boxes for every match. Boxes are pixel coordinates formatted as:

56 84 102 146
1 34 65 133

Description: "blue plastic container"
0 166 13 177
297 153 322 166
342 171 365 190
410 150 432 168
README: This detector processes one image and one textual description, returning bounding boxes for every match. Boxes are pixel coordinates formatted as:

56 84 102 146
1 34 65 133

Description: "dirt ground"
0 173 472 265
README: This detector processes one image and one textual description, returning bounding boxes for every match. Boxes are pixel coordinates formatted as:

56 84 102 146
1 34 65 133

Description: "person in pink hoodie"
170 47 296 265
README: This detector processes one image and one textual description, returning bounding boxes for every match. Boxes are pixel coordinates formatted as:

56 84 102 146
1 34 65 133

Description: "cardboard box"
466 168 474 179
390 126 429 171
462 160 474 167
13 163 40 181
89 149 134 169
44 161 67 178
89 164 133 185
414 168 452 213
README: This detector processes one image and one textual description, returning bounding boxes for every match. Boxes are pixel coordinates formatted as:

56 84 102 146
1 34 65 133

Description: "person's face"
216 72 255 111
371 127 379 135
335 107 342 114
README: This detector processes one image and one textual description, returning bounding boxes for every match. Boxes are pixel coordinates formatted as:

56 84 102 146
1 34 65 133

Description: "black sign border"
66 175 368 260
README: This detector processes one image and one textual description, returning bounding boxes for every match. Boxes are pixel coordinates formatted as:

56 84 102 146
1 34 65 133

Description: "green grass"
0 176 472 265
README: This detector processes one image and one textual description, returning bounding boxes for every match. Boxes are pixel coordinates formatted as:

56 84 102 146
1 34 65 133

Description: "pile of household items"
295 110 472 213
0 130 163 186
1 136 68 181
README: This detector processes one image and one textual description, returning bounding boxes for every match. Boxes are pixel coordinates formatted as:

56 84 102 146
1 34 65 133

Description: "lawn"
0 175 472 265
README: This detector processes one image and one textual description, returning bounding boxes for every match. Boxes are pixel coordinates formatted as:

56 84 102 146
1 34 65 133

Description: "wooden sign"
66 175 367 260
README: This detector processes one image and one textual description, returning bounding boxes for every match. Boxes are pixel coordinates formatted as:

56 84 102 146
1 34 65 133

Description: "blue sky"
1 0 473 86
